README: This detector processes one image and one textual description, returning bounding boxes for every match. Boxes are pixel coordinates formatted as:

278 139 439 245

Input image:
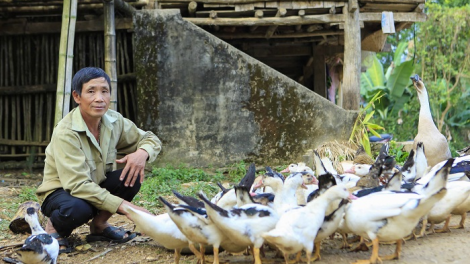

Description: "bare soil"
1 171 470 264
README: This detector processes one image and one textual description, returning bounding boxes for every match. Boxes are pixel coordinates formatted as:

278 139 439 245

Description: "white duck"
280 162 318 205
262 185 355 264
159 195 245 264
16 207 59 264
197 192 279 264
411 74 452 167
344 159 452 264
424 180 470 233
255 167 310 213
211 163 257 209
121 204 189 264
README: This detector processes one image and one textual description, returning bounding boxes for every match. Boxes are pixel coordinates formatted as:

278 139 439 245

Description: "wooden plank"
265 1 277 8
342 3 361 110
158 0 351 3
324 1 345 8
185 12 425 26
213 29 343 39
185 13 344 26
0 18 133 36
360 12 426 22
235 3 254 11
348 0 358 12
265 8 287 39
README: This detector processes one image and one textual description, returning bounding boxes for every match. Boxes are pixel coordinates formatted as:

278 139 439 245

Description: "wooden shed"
0 0 425 169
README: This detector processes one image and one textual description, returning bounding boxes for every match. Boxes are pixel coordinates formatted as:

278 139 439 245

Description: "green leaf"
367 56 385 87
393 41 408 67
363 111 375 123
362 133 372 156
388 60 414 98
368 127 382 138
365 123 385 130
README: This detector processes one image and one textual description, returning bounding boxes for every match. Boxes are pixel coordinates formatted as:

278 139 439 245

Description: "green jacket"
36 107 162 213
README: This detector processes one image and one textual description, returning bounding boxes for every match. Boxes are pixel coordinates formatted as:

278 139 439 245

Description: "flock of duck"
16 77 470 264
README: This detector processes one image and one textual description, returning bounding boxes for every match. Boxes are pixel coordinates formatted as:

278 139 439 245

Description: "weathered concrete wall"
133 9 358 167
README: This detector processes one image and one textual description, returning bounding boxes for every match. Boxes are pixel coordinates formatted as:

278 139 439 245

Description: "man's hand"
116 148 149 187
117 200 151 221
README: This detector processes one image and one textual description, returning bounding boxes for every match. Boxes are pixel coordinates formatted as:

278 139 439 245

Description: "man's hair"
72 67 111 96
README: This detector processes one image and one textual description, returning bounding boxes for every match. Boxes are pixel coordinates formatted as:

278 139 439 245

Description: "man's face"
73 77 111 120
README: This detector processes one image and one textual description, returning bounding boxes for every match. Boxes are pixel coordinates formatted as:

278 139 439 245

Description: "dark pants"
41 169 141 237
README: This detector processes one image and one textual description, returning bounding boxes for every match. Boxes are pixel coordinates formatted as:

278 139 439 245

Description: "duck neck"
417 87 434 123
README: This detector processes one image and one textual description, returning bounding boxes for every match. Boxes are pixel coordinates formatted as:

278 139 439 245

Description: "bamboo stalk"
55 0 77 125
46 94 53 141
104 1 118 111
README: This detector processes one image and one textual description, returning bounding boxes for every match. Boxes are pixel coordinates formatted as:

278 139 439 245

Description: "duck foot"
450 213 466 229
380 239 402 261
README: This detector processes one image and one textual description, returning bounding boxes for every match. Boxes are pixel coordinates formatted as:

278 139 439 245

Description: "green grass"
135 161 252 214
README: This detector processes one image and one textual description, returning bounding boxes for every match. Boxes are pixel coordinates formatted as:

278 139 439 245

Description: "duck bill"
348 193 358 200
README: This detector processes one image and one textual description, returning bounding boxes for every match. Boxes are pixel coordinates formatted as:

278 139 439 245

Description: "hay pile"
314 140 359 174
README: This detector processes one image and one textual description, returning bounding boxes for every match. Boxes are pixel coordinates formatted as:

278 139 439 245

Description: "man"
36 67 162 253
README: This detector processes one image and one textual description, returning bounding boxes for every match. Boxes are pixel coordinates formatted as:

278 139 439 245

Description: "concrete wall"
133 9 358 167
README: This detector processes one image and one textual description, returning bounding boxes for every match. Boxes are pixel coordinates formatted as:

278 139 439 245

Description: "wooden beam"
0 139 49 147
249 10 263 32
185 13 344 26
0 18 133 35
265 8 287 39
360 12 426 22
184 12 425 26
348 0 358 13
342 3 361 110
0 84 56 95
213 30 343 39
158 0 349 3
188 1 197 17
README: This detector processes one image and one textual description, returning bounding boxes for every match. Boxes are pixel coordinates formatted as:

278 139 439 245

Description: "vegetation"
360 2 470 155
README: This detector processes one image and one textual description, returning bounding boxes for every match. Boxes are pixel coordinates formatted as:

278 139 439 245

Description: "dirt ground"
2 211 470 264
1 171 470 264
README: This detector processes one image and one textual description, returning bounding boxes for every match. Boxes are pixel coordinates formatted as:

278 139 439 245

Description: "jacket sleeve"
115 117 162 162
52 131 124 213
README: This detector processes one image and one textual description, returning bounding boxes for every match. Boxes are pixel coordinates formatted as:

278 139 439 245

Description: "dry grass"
314 140 359 174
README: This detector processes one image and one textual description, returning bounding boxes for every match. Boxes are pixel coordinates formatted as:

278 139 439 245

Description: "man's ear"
72 90 81 104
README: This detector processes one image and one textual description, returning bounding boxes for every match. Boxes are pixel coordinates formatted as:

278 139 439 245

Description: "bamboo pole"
104 0 118 111
55 0 77 125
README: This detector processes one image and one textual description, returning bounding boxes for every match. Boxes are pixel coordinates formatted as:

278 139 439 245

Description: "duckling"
411 74 452 167
121 204 189 264
344 159 452 264
353 146 375 165
197 192 279 264
17 207 59 264
262 185 355 264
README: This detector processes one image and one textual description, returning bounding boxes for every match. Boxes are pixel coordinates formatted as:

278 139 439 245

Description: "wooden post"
104 0 118 111
54 0 77 125
249 10 263 32
188 1 197 17
313 46 326 98
342 3 361 110
265 8 286 39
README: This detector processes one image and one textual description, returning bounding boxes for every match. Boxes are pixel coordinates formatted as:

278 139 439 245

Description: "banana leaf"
367 56 385 88
388 60 414 99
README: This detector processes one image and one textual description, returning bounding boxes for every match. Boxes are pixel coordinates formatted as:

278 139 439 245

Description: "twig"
0 242 23 251
82 248 113 263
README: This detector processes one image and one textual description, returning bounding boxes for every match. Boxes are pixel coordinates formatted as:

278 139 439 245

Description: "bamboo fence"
0 31 136 168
